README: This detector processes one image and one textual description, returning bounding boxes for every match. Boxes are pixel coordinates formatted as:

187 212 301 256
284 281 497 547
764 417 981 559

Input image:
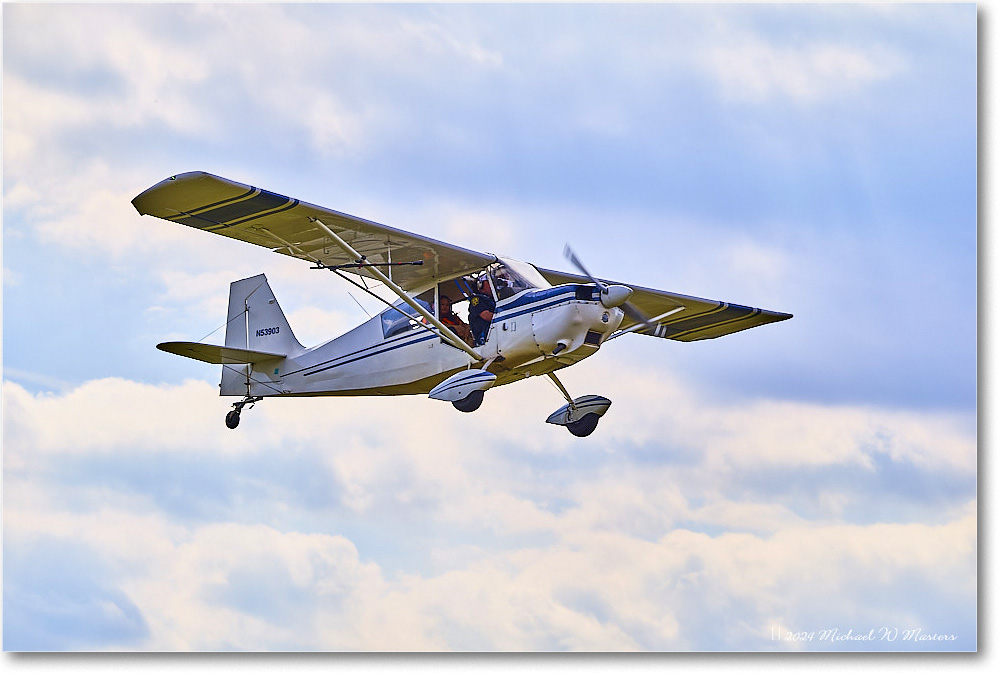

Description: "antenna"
347 291 372 318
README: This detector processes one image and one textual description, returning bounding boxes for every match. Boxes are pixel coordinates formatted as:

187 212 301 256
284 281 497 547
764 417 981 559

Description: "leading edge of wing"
133 171 497 290
537 266 792 341
157 341 286 365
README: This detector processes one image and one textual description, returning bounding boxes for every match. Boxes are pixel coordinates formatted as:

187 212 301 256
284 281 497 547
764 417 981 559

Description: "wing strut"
309 217 483 361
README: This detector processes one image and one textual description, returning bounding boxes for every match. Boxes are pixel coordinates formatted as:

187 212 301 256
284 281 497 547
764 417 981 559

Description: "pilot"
438 294 473 346
468 277 496 346
494 271 516 300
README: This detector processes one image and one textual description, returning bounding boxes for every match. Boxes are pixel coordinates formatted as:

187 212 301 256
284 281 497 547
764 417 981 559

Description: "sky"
2 1 980 658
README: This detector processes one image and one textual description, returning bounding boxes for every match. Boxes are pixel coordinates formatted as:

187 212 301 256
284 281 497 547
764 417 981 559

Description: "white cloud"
2 3 522 288
2 11 213 143
434 203 519 256
282 306 358 350
717 237 792 299
703 38 905 105
3 363 976 649
2 2 976 653
566 356 976 477
2 379 251 463
4 265 23 287
5 493 975 650
133 523 386 650
398 16 504 70
5 158 202 261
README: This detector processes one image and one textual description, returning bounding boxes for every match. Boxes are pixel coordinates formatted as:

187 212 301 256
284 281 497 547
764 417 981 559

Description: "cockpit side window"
381 298 431 339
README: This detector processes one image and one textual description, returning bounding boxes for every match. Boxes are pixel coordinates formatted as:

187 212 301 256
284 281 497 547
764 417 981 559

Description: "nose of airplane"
600 284 633 309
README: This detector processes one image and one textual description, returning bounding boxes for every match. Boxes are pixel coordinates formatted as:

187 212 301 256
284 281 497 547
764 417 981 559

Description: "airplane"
132 171 792 436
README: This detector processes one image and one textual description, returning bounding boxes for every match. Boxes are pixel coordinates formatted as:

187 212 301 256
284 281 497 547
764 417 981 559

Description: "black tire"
451 389 485 413
225 410 241 429
567 412 600 437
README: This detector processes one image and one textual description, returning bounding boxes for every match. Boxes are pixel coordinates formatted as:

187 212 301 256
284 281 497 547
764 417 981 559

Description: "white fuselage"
240 284 624 398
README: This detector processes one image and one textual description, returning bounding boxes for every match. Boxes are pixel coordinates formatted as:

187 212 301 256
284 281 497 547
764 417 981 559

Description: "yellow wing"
133 172 496 291
537 267 792 341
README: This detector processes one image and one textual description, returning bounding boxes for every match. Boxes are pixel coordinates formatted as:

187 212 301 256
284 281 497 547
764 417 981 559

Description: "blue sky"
2 2 979 655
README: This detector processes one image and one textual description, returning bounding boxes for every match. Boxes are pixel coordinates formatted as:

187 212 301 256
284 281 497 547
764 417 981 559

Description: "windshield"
488 258 551 300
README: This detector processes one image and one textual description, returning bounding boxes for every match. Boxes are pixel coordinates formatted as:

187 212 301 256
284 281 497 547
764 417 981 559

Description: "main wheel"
225 410 241 429
566 412 600 437
451 389 485 413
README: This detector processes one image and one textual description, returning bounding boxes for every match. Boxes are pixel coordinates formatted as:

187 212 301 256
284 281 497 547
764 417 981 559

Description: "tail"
221 274 304 396
224 273 303 353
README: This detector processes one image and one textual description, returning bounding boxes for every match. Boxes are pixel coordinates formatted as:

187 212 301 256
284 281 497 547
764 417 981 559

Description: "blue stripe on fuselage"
493 286 584 322
290 330 439 378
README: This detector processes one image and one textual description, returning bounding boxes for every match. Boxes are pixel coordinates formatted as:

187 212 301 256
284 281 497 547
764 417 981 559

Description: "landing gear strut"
226 396 262 429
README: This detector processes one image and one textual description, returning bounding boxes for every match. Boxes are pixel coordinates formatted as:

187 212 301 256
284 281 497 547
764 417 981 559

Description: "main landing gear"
566 412 601 437
544 372 611 437
226 396 262 429
452 389 484 413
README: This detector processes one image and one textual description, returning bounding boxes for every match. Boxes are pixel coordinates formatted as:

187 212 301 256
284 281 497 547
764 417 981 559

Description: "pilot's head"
439 295 453 313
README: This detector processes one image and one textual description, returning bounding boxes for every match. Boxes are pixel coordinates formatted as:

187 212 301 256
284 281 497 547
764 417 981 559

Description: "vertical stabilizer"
221 274 303 395
224 274 303 353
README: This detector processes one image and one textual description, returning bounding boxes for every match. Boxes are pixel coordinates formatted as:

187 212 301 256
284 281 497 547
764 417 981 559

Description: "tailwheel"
226 396 262 429
452 389 484 413
566 412 600 437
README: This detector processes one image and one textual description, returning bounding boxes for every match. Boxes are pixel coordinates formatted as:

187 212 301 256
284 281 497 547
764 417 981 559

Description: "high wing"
537 267 792 341
132 172 496 291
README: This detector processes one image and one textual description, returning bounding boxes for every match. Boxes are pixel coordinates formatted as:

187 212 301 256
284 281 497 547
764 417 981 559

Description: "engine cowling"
531 299 624 356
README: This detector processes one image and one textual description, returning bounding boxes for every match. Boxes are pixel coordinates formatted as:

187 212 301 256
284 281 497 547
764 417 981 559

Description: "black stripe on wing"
168 189 296 230
639 303 764 340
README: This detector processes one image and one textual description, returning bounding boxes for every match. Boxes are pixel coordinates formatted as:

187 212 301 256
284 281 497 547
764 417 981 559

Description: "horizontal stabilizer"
157 341 286 365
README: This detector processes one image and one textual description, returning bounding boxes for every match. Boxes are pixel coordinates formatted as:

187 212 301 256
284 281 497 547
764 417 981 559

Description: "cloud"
2 6 215 144
3 3 505 162
704 39 905 105
3 365 976 650
3 490 975 651
5 536 150 650
2 2 976 653
427 201 521 256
